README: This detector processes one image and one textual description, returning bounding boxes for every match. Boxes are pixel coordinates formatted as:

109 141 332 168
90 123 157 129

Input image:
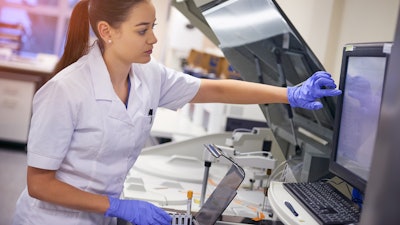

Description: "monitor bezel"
329 42 391 194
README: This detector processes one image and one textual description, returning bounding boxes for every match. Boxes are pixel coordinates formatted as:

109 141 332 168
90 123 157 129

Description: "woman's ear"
97 21 112 44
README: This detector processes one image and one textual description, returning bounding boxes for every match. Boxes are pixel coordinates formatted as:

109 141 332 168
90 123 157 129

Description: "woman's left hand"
287 71 342 110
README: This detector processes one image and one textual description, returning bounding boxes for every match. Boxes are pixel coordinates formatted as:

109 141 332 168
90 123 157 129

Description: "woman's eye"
138 29 147 35
138 23 156 35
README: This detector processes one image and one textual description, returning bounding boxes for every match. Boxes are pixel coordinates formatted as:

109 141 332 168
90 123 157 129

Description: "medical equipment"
123 127 288 223
195 149 246 225
200 127 279 206
169 159 246 225
170 212 193 225
167 191 194 225
173 0 336 183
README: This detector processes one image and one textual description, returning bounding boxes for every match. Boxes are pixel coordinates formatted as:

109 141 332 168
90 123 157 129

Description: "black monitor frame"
329 42 392 193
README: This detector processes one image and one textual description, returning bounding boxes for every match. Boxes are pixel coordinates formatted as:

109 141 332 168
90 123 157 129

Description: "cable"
268 160 287 184
269 170 284 182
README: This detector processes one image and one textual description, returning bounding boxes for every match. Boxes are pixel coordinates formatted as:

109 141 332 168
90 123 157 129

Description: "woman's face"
107 0 158 64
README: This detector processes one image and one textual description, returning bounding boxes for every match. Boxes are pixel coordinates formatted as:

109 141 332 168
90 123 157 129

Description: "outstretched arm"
191 71 342 110
191 79 288 104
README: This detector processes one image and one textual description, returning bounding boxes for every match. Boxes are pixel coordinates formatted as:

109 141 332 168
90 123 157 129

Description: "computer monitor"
329 42 392 193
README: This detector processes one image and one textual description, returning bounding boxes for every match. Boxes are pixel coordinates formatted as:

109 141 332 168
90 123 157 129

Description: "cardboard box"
219 58 241 79
186 49 239 79
201 53 223 76
186 49 204 69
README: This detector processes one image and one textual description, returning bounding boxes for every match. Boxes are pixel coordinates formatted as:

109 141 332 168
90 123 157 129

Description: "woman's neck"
103 53 131 105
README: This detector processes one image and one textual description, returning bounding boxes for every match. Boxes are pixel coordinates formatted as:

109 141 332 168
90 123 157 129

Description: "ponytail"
53 0 90 75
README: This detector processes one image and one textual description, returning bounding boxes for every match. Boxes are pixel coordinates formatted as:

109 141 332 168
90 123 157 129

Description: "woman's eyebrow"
135 22 151 27
135 19 156 27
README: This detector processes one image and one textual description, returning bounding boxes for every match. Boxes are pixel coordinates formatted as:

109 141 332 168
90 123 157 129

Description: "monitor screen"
330 42 392 193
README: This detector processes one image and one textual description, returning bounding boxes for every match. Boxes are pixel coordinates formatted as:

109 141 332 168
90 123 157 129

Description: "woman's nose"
147 30 158 45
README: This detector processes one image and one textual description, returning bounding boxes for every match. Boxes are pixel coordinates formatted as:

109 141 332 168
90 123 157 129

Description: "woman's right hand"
105 196 172 225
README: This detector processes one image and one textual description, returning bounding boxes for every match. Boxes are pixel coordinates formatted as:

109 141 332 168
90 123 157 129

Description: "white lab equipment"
123 127 286 224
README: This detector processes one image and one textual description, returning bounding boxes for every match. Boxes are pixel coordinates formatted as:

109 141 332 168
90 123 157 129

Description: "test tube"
187 190 193 216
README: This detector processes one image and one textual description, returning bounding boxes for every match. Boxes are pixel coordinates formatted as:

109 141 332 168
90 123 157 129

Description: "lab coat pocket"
133 114 154 149
144 113 154 126
142 114 154 131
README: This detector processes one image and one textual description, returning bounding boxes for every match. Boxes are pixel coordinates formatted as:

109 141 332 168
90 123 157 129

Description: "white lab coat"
12 42 201 225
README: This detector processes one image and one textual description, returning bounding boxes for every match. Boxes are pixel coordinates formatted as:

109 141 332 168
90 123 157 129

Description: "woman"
12 0 341 225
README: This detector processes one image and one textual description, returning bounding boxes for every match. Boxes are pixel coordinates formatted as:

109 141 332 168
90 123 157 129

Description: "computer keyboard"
283 182 361 225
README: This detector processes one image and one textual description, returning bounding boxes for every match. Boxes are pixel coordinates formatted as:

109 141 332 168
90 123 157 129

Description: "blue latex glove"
105 196 172 225
287 71 342 110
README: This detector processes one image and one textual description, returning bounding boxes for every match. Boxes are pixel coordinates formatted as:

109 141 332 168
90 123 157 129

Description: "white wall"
275 0 400 82
330 0 400 79
151 0 172 63
274 0 335 69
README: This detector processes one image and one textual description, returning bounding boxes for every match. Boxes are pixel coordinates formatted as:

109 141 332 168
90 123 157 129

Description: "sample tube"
187 190 193 216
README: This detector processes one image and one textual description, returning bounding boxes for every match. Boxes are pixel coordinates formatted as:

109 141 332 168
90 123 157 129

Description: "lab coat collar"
88 42 115 101
88 42 135 126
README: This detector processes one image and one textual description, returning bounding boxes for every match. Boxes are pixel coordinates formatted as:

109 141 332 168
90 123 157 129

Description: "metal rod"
200 161 211 207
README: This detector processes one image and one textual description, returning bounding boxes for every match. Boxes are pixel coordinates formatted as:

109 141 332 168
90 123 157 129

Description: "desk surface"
268 181 319 225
